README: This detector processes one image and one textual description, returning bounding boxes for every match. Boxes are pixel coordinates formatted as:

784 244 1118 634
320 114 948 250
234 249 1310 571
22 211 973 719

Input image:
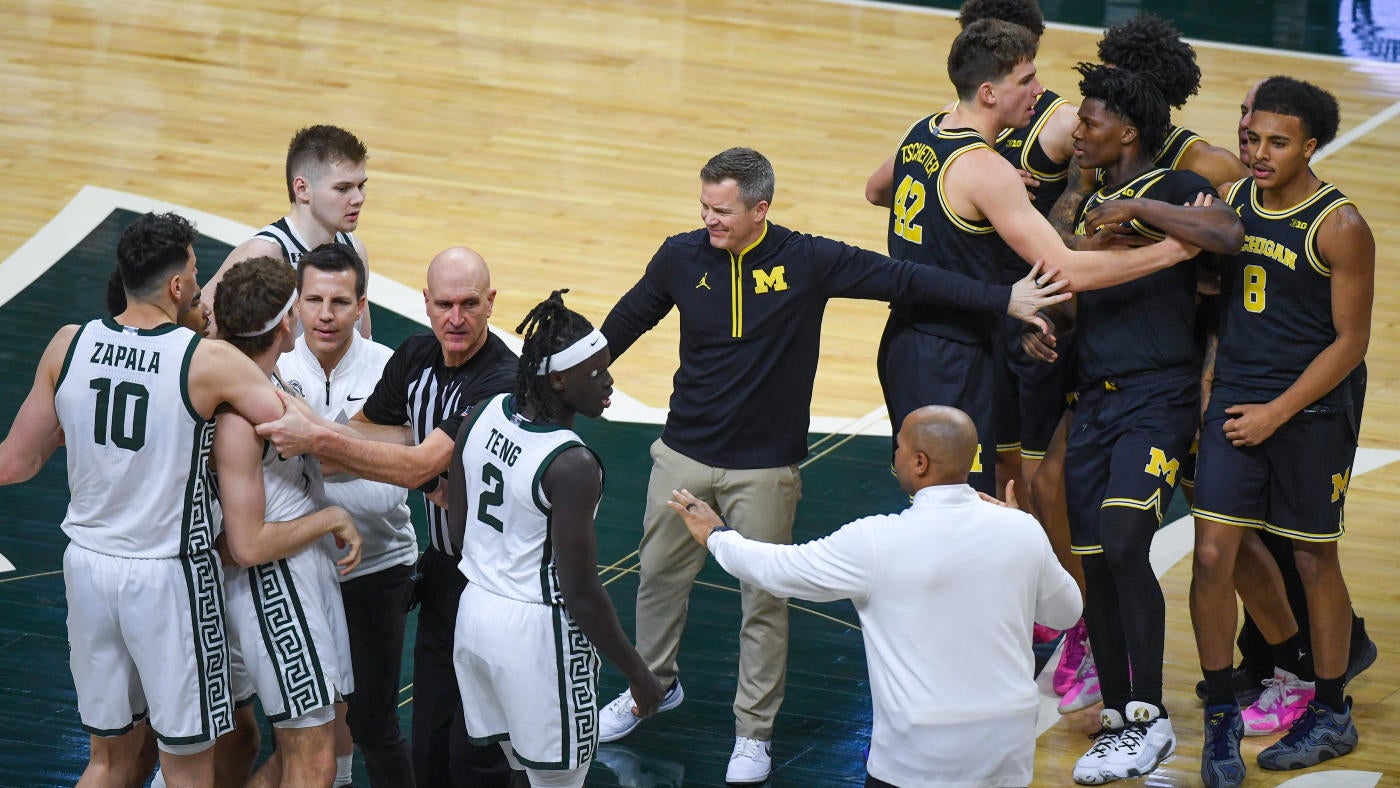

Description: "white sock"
151 768 167 788
334 753 353 786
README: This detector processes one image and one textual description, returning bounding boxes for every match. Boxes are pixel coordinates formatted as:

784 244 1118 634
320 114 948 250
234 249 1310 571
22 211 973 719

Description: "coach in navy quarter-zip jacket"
595 147 1065 783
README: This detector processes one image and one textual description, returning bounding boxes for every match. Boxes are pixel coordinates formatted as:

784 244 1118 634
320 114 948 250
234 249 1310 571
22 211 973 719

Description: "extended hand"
328 507 363 575
1083 197 1145 230
629 672 667 719
255 389 321 457
1081 223 1151 251
666 489 725 547
1222 403 1285 447
1009 260 1070 333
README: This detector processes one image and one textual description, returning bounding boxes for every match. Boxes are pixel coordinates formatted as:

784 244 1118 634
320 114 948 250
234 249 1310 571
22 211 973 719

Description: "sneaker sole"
1059 692 1103 714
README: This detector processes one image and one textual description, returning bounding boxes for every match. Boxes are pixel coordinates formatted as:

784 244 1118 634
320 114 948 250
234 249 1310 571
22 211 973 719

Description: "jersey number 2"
90 378 148 451
477 462 505 531
893 175 926 244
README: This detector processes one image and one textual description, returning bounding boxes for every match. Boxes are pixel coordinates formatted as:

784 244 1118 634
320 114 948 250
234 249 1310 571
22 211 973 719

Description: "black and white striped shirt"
255 217 356 267
360 331 518 555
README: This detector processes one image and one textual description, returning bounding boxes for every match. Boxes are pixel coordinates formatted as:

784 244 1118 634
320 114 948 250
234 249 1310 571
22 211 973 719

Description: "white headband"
535 329 607 375
232 290 298 337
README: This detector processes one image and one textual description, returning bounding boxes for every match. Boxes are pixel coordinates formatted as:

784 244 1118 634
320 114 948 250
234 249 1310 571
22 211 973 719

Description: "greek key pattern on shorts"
251 560 329 721
187 550 234 737
182 421 217 555
563 612 601 766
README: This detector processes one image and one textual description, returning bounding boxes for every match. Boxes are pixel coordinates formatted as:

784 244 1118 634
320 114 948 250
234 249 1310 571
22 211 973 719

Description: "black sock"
1269 631 1314 680
1204 667 1236 707
1314 675 1345 712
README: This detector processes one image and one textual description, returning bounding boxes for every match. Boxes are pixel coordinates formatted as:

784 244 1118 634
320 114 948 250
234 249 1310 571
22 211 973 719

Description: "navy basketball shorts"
1065 370 1199 555
877 320 996 495
1006 325 1075 461
1191 407 1357 542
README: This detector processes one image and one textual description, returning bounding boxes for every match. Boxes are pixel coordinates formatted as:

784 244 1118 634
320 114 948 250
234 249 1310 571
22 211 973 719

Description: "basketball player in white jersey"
213 255 362 787
0 212 287 787
206 125 372 339
447 290 664 788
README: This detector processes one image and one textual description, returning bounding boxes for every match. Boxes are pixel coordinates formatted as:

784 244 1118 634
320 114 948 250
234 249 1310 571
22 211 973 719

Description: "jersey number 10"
89 378 148 451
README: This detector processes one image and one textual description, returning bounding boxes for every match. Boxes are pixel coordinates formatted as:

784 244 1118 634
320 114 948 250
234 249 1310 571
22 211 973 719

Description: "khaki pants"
633 439 802 740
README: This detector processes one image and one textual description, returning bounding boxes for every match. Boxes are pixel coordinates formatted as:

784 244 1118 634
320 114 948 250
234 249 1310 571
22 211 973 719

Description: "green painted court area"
0 208 1027 786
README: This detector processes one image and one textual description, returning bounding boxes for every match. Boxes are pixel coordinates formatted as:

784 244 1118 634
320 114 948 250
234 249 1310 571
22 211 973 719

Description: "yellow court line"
601 562 640 587
798 430 863 470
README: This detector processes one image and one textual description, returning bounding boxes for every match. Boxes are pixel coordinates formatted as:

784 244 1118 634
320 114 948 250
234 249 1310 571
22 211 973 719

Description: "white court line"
809 0 1400 68
1315 99 1400 163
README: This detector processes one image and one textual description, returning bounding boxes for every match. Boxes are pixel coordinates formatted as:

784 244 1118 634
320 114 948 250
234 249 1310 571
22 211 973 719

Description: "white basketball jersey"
55 320 216 558
456 393 599 606
262 376 321 526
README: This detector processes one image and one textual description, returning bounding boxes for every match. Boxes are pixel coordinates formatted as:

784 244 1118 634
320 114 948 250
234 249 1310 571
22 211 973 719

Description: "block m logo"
1143 447 1179 486
752 266 788 294
1331 467 1352 503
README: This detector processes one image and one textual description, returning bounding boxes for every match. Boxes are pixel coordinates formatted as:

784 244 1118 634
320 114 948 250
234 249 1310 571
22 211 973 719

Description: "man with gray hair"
596 147 1068 783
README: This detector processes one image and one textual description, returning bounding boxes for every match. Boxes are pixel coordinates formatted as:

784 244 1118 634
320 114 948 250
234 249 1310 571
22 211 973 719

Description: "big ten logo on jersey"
1331 466 1352 503
1004 138 1023 148
752 266 788 294
1143 447 1179 486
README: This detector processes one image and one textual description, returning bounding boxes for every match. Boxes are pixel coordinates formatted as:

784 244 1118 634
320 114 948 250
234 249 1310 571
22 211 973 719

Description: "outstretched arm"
257 390 452 489
1083 193 1244 254
1047 158 1096 248
214 412 361 572
548 448 666 716
1180 141 1250 191
960 151 1194 291
0 326 75 485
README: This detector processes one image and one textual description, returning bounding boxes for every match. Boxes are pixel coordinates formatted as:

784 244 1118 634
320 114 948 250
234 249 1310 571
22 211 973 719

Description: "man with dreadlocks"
1036 63 1243 785
447 291 664 788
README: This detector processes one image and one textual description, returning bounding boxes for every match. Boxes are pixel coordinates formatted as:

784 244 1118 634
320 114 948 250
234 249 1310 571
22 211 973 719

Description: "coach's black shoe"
1195 665 1268 706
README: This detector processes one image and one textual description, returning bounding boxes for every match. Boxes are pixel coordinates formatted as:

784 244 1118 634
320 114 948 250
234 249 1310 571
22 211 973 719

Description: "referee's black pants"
342 562 416 788
412 546 511 788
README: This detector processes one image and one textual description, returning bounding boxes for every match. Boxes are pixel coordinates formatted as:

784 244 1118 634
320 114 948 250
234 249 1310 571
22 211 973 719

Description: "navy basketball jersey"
1073 167 1213 381
256 218 356 268
1154 126 1203 170
999 90 1072 222
887 117 1009 343
1211 179 1354 411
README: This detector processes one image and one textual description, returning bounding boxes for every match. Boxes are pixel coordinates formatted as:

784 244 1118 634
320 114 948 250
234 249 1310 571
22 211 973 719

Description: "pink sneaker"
1054 619 1089 696
1058 654 1102 714
1242 667 1315 736
1034 623 1062 644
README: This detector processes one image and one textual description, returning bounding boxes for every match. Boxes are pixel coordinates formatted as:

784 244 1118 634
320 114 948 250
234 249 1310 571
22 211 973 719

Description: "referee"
259 246 518 788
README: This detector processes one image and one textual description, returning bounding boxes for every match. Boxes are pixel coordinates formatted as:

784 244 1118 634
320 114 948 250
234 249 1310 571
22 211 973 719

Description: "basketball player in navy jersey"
1039 63 1243 786
207 125 373 339
1191 77 1375 786
871 19 1197 504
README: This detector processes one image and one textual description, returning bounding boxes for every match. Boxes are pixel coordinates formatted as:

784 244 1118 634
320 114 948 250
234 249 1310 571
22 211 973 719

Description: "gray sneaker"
598 679 684 743
1257 696 1358 771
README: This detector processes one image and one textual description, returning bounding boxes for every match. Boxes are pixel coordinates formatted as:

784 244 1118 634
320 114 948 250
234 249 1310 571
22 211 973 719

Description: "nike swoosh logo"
590 336 601 347
347 395 367 401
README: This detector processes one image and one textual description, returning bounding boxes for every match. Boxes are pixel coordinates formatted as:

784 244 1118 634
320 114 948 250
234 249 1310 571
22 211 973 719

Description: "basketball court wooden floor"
2 0 1400 785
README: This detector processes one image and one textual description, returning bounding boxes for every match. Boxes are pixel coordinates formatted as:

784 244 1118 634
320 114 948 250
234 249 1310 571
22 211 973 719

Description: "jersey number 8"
1243 264 1267 313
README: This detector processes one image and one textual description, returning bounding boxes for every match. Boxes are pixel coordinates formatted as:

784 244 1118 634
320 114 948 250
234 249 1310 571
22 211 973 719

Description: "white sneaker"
1103 701 1175 781
725 736 772 784
1073 708 1125 785
598 679 684 743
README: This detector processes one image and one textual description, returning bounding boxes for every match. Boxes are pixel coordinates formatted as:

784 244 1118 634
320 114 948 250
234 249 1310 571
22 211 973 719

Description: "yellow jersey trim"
935 139 996 236
1303 196 1353 278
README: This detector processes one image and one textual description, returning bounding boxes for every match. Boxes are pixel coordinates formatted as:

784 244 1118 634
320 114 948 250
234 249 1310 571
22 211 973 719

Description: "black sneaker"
1257 696 1358 771
1344 631 1378 687
1201 704 1246 788
1194 665 1268 706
